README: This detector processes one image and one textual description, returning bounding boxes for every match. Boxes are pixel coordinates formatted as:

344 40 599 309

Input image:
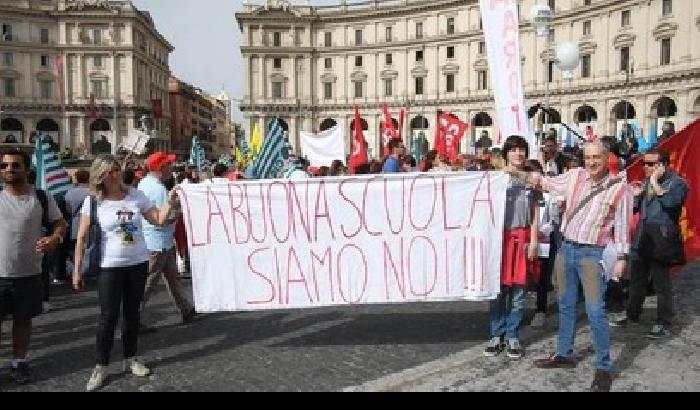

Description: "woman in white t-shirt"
72 155 178 392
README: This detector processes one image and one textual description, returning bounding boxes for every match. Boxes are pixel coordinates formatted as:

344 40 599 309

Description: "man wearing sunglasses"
611 149 689 339
0 149 67 384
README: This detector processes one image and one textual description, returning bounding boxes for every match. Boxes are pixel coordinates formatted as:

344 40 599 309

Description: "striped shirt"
537 168 633 254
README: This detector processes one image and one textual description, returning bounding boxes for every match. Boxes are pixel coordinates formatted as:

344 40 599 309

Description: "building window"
581 54 591 78
324 32 332 47
415 77 424 95
621 10 631 27
273 32 281 47
416 50 424 62
3 52 13 66
354 81 363 98
584 0 591 5
477 70 488 90
620 46 630 72
386 26 392 42
384 79 393 97
547 28 555 43
94 55 103 68
40 28 49 44
324 82 332 100
2 24 13 41
479 18 483 30
355 29 363 45
39 80 53 99
272 81 283 98
583 20 591 36
91 80 106 99
273 58 282 69
662 0 672 16
355 56 363 67
385 53 393 65
548 0 555 10
446 74 455 93
548 61 554 83
93 29 102 45
324 58 332 69
478 41 486 55
447 46 455 59
4 79 16 97
447 17 455 35
40 55 50 68
660 38 671 66
416 22 423 39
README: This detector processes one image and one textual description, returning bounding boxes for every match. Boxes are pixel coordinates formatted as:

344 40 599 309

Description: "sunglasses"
643 161 658 167
0 162 22 170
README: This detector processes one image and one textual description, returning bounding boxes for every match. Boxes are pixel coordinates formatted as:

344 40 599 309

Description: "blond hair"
89 155 128 201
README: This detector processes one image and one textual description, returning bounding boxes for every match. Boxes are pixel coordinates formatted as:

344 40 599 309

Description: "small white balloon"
556 42 580 71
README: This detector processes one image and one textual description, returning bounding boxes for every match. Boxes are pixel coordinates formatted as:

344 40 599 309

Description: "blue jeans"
490 285 525 340
555 242 611 371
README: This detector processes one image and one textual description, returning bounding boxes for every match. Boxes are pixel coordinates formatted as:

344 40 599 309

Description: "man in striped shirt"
505 140 633 392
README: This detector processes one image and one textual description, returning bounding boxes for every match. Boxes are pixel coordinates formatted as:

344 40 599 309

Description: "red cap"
145 151 176 172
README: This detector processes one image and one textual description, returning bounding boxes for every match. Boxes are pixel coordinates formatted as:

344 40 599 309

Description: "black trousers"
96 262 148 366
627 252 673 326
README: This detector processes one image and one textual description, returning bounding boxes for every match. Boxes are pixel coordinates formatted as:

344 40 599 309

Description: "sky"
131 0 341 122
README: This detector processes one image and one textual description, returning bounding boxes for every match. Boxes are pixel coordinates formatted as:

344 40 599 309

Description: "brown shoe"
590 370 612 392
533 354 577 369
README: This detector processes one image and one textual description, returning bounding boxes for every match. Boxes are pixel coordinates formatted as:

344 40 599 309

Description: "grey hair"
583 140 610 157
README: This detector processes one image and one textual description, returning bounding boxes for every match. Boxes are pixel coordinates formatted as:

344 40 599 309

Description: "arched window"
319 118 337 132
410 115 429 129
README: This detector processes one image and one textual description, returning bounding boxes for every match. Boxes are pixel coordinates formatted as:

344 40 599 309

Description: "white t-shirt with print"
82 189 154 269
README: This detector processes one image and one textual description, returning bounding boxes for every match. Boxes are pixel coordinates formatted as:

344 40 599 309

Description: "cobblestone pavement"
2 261 698 392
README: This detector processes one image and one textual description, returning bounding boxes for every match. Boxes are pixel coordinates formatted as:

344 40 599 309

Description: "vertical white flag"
479 0 531 150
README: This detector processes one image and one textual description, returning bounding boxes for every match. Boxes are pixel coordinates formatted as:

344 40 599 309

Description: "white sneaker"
86 365 107 392
124 358 151 377
42 302 51 313
531 312 546 328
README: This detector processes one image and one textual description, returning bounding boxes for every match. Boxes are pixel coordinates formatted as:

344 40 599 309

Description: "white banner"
179 173 508 312
118 129 151 155
300 125 346 167
480 0 531 149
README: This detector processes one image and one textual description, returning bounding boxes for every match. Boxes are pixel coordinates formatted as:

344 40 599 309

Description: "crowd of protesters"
0 120 689 392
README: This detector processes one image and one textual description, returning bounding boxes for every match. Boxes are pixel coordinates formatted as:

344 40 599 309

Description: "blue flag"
33 135 71 198
250 118 290 180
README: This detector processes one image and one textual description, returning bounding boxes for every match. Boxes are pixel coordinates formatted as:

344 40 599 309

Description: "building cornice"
238 68 700 114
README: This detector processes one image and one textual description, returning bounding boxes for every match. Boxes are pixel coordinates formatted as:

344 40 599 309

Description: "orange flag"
627 119 700 261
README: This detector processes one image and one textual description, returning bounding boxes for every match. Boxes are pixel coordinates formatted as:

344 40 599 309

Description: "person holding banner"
505 140 633 392
484 136 540 360
72 155 181 392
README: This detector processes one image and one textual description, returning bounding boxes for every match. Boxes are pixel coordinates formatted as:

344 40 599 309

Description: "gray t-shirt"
504 178 541 230
0 190 62 278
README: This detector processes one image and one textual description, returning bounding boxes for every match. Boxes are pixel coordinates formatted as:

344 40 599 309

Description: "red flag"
627 119 700 261
55 53 65 112
585 125 596 142
87 93 97 118
381 104 398 156
435 111 469 162
151 98 163 119
350 107 368 174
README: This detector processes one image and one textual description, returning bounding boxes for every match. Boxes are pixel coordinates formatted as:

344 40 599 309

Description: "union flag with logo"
434 111 468 162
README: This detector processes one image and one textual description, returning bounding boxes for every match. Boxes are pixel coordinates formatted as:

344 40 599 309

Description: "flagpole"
112 51 118 156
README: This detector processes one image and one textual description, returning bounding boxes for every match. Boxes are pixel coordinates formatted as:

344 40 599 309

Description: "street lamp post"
530 4 553 145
